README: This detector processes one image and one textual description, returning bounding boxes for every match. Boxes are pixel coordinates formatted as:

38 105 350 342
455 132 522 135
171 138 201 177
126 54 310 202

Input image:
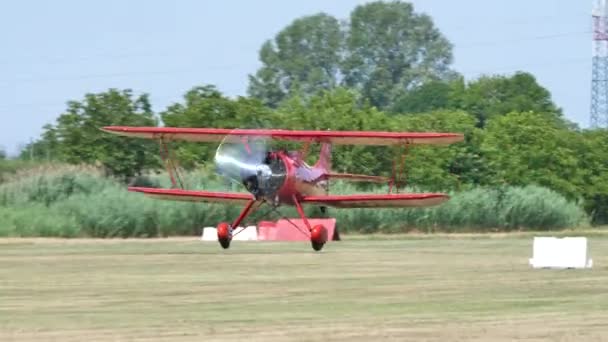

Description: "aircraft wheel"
310 224 328 251
217 222 232 249
311 241 324 251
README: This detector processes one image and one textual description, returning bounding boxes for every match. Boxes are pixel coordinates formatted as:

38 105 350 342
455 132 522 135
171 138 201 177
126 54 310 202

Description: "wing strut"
159 138 185 189
389 141 410 194
299 139 312 161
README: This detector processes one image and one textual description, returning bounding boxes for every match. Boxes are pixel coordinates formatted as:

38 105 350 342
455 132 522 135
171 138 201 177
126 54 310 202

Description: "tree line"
17 1 608 224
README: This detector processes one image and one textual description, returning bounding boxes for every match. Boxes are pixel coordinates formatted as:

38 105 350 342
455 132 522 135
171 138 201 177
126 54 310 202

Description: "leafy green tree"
392 73 561 126
390 110 481 191
481 115 608 224
391 80 454 114
342 1 455 109
20 124 62 162
274 88 479 190
247 13 343 107
248 2 455 110
480 111 582 199
456 72 561 126
0 148 6 160
161 85 275 167
276 87 391 176
26 89 159 179
576 129 608 224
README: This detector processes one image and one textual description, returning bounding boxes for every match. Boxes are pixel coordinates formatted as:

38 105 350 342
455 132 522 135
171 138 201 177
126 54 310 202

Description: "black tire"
311 241 325 251
219 238 231 249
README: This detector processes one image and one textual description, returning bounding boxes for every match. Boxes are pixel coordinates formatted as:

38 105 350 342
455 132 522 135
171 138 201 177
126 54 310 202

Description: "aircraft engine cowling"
247 152 287 201
215 135 289 202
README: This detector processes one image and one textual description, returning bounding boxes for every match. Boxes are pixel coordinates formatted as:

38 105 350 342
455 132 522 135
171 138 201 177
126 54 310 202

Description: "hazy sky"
0 0 592 155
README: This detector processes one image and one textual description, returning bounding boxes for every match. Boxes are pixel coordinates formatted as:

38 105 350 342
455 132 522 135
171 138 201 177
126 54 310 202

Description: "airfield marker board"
529 237 593 269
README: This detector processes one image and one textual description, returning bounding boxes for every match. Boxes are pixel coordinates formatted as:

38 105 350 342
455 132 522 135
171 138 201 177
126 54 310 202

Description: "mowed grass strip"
0 236 607 341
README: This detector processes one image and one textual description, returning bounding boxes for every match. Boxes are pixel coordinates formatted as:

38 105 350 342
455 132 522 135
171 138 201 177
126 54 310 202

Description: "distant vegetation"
15 83 608 227
6 1 607 235
0 159 39 184
0 164 589 237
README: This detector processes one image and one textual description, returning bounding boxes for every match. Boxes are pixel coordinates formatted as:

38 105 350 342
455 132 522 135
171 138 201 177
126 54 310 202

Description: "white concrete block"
529 237 593 269
201 227 217 241
201 226 258 241
232 225 258 241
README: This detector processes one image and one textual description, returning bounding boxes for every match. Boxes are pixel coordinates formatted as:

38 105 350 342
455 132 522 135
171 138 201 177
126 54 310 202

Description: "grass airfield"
1 233 607 342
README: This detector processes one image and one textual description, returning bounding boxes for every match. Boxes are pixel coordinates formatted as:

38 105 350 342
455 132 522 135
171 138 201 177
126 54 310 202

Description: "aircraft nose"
241 164 271 197
255 165 272 191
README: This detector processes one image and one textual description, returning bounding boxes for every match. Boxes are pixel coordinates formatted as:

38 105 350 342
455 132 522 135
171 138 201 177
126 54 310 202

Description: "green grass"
0 235 607 341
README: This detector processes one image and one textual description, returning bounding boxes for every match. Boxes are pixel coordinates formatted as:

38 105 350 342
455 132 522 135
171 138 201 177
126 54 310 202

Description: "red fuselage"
274 151 329 205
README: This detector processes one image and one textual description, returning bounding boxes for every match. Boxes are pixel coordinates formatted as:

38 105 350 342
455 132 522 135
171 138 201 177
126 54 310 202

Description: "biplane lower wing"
301 193 449 208
128 187 254 204
102 126 463 145
130 187 447 208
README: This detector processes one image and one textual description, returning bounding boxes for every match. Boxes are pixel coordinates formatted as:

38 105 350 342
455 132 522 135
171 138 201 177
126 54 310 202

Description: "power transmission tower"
591 0 608 128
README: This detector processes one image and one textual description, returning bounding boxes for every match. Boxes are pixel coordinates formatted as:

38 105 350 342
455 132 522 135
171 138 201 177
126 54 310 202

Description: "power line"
444 13 590 32
458 57 589 75
454 31 591 48
0 50 174 67
0 63 260 86
0 56 590 115
0 15 584 65
2 69 194 84
0 32 589 86
0 44 262 67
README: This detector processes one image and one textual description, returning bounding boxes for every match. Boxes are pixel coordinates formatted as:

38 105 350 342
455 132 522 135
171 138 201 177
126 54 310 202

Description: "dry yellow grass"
1 235 607 341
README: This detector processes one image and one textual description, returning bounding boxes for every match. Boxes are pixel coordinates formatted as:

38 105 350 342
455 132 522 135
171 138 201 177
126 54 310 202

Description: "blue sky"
0 0 592 155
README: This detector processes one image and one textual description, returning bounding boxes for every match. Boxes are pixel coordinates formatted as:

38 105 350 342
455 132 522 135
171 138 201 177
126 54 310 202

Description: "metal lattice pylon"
591 0 608 128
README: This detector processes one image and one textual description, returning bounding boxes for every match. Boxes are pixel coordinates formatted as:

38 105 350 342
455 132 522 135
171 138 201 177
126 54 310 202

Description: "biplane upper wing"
301 193 449 208
102 126 463 145
128 187 254 204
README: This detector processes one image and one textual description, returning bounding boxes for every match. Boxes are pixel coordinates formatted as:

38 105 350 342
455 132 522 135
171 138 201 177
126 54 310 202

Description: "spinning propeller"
214 133 286 200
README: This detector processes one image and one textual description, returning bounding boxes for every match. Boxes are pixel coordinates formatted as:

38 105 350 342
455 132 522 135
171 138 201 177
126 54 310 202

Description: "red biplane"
102 126 463 251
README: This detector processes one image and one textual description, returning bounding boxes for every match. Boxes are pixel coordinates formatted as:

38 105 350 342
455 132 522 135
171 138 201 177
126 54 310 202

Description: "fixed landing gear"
292 195 328 252
310 224 328 251
216 200 257 250
215 197 331 252
217 222 232 249
217 220 329 251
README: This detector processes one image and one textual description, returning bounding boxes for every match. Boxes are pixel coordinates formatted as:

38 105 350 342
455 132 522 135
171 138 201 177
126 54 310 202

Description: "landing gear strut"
217 199 256 250
216 197 329 252
293 195 328 251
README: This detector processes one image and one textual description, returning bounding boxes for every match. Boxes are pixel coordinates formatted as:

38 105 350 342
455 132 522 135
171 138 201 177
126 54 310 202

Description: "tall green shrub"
0 166 589 237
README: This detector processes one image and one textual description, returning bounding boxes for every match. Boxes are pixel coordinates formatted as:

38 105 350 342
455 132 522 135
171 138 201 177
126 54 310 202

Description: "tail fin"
315 142 332 172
